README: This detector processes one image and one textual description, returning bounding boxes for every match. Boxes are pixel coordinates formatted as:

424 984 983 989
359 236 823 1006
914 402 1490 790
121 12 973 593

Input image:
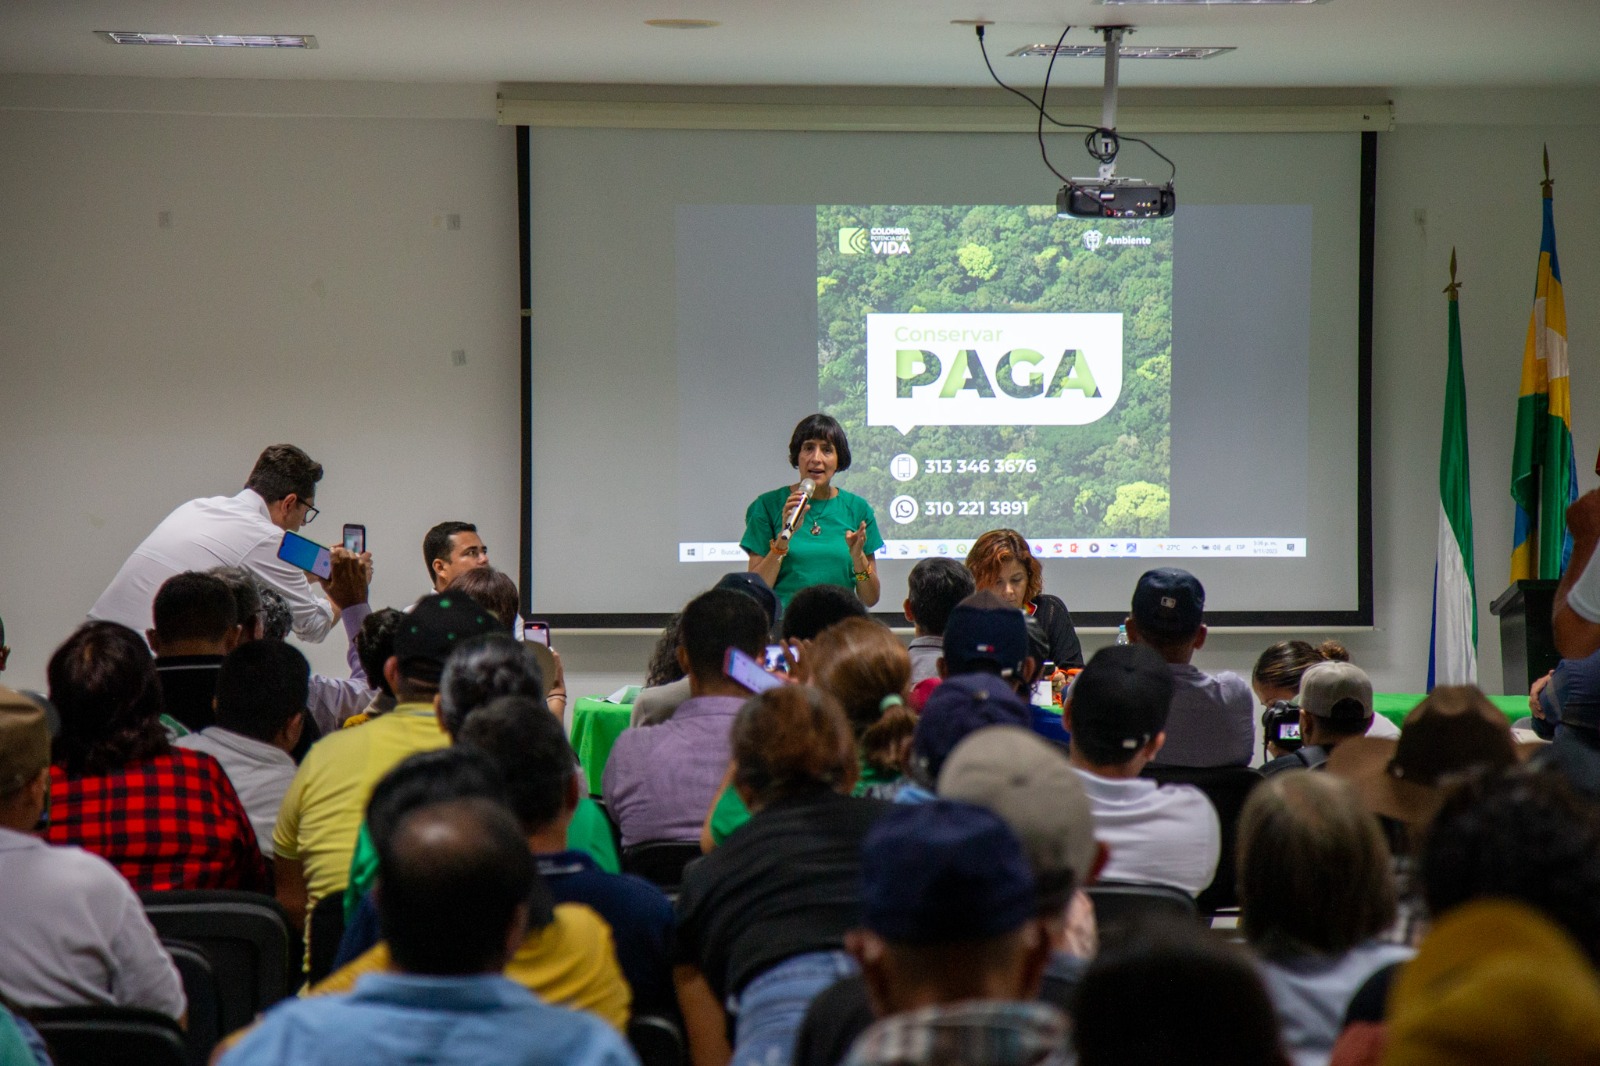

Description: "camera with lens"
1261 700 1303 755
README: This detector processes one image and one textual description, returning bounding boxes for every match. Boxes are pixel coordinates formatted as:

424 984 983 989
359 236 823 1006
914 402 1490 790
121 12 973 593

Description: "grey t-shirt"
1152 662 1255 768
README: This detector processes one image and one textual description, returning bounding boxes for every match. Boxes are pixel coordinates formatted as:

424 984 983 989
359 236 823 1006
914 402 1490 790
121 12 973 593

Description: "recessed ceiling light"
643 19 720 29
1008 43 1234 59
1096 0 1326 5
96 31 318 48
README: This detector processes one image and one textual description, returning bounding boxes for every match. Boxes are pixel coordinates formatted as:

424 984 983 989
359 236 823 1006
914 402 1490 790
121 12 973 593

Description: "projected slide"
818 204 1171 552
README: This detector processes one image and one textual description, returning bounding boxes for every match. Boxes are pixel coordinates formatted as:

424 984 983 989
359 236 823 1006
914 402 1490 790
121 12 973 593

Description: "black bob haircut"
788 413 852 473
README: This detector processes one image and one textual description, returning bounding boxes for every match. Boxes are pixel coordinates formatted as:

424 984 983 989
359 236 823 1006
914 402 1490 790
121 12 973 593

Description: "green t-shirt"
740 485 885 607
342 795 620 920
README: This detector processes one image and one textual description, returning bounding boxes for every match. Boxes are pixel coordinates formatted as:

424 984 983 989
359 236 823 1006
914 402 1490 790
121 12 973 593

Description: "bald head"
377 798 537 976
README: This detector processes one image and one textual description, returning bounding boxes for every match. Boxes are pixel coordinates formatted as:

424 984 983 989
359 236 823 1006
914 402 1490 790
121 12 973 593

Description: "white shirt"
1073 767 1221 895
177 727 298 855
0 826 185 1018
1569 552 1600 623
90 487 335 642
1258 941 1415 1066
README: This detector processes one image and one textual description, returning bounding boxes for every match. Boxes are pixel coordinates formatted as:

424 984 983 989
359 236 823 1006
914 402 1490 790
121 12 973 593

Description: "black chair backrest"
628 1012 687 1066
1086 880 1201 949
138 890 294 1034
621 842 704 893
307 890 348 986
162 939 221 1066
1139 763 1264 914
31 1006 187 1066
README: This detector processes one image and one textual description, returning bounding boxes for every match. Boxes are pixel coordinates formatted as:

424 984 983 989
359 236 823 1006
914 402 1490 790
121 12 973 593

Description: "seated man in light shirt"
178 641 310 855
91 443 339 642
1066 643 1221 897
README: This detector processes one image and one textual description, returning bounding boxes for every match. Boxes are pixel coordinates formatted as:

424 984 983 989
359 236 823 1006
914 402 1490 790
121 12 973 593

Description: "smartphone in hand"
524 621 551 647
278 530 333 580
342 524 366 553
725 646 785 694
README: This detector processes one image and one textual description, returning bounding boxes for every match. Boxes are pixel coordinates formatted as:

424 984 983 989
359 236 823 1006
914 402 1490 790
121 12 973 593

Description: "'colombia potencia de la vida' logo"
839 226 912 256
865 312 1124 435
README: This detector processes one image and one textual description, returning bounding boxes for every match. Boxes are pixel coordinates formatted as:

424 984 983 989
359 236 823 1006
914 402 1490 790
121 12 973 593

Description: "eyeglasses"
301 501 319 525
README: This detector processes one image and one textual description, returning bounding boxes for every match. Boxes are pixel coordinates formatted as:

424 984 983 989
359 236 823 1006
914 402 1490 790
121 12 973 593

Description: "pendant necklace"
810 497 823 536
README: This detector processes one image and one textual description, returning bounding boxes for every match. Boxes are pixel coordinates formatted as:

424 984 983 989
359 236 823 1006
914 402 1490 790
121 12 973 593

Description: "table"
1372 693 1529 731
570 696 634 794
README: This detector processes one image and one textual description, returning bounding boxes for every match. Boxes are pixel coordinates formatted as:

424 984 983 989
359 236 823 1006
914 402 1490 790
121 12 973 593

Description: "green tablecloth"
570 696 634 795
1373 692 1529 730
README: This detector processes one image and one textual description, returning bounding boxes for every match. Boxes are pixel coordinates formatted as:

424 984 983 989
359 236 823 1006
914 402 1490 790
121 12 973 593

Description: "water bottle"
1116 623 1129 646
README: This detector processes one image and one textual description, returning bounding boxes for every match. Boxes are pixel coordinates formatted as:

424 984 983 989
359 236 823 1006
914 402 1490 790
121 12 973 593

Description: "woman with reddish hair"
965 529 1084 669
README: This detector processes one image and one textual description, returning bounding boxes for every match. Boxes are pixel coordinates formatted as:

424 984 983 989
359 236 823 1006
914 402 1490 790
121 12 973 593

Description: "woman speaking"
741 413 884 608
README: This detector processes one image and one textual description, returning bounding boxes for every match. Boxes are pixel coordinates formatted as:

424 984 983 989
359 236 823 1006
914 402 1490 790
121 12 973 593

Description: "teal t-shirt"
740 485 885 606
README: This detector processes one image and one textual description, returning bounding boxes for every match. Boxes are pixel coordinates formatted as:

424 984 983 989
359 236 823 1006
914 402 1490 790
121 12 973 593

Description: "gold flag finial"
1443 247 1462 300
1542 145 1554 198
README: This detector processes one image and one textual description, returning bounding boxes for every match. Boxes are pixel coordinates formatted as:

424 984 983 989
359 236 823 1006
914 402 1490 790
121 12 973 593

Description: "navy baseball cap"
394 593 500 683
942 592 1029 677
911 673 1033 784
862 800 1036 945
1131 568 1205 639
714 571 781 629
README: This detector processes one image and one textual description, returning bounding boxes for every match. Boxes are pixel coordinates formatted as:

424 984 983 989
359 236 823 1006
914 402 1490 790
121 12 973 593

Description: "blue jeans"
730 950 858 1066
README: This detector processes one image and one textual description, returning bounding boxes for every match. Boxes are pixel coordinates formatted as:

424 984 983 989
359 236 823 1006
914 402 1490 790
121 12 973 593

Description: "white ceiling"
0 0 1596 90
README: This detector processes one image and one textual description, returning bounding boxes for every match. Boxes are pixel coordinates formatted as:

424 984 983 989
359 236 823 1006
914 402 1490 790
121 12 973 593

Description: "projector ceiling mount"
1060 25 1177 219
974 22 1177 219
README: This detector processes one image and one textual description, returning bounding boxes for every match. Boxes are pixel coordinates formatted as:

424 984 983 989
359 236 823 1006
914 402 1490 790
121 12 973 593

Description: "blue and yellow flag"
1510 148 1575 581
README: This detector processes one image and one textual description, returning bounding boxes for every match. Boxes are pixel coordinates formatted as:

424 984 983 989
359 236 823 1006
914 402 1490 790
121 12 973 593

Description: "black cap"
1131 568 1205 640
714 571 781 629
394 593 500 683
942 596 1029 677
1069 643 1174 763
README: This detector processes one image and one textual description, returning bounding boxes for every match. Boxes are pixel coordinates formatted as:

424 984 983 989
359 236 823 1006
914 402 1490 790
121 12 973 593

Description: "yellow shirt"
309 903 631 1032
272 703 449 907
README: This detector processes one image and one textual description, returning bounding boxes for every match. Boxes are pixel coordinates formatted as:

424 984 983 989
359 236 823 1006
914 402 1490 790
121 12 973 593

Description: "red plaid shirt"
47 748 271 893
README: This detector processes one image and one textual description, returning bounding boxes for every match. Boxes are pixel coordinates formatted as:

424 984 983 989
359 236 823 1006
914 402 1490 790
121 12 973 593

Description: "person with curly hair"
965 530 1083 669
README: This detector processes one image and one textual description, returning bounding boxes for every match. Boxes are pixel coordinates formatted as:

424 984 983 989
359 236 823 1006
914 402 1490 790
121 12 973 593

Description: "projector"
1057 178 1176 220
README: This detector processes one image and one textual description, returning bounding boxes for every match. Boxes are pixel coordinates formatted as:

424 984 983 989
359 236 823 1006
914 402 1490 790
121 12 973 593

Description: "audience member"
1126 568 1253 767
938 591 1036 692
222 798 636 1066
177 641 309 854
1065 643 1220 896
91 444 339 641
45 622 268 891
273 593 497 930
1553 487 1600 660
447 566 520 628
1254 642 1398 753
965 529 1084 669
1383 899 1600 1066
604 587 766 846
147 570 241 731
311 748 630 1030
459 696 676 1018
1526 648 1600 794
808 618 917 798
1325 685 1519 859
1238 772 1411 1066
1262 662 1381 776
795 726 1103 1066
901 673 1033 803
423 521 490 595
0 686 185 1020
211 561 376 735
347 606 405 723
630 613 688 727
781 584 869 643
902 558 975 685
838 801 1060 1066
675 686 890 1066
1073 918 1291 1066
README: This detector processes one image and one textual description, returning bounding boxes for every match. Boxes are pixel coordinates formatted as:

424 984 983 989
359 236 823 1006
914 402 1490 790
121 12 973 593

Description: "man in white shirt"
0 687 185 1019
178 641 309 854
1065 643 1221 897
91 443 338 642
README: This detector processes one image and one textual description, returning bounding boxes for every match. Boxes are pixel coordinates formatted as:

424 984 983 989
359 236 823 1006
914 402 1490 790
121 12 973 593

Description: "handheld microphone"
780 478 816 541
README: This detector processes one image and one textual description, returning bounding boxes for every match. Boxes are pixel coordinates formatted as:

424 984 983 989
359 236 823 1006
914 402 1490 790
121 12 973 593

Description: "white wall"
2 77 1598 707
0 78 520 688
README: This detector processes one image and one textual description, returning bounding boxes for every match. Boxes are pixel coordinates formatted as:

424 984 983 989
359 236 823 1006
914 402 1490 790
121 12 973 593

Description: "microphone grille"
800 477 816 493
